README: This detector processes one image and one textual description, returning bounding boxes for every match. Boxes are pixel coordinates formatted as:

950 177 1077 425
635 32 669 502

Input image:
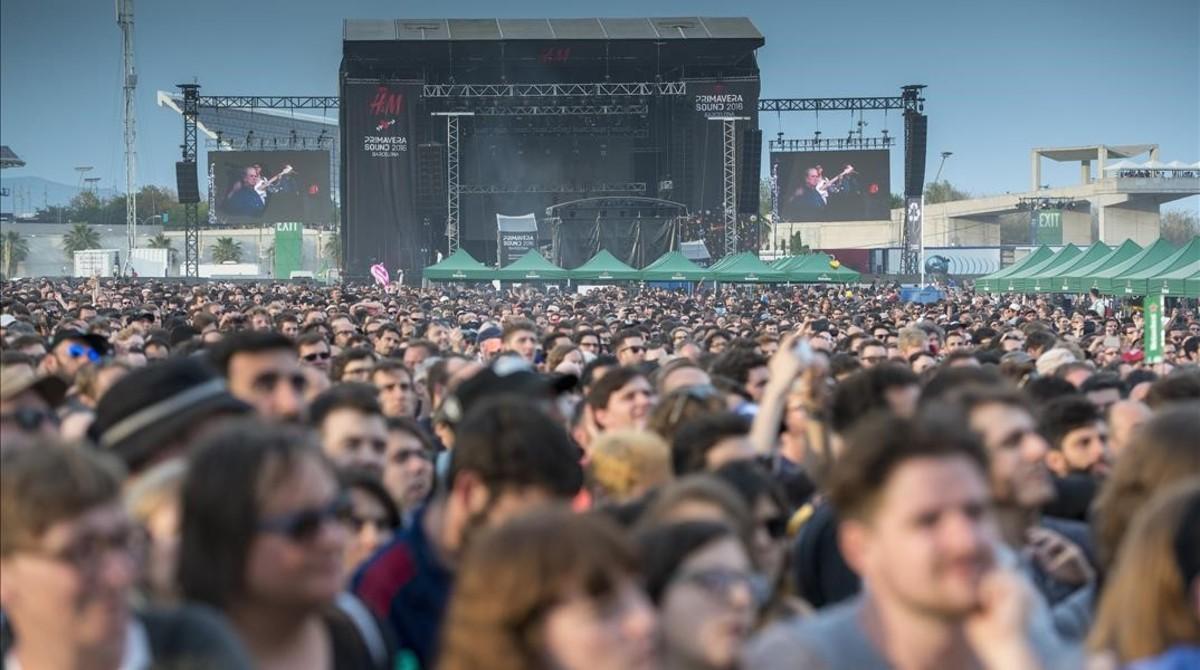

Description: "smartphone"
793 338 814 366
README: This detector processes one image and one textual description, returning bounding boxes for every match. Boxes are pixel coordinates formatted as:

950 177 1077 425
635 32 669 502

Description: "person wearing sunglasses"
179 419 395 669
341 469 401 578
1 443 253 670
0 364 67 452
639 520 764 670
613 329 648 367
43 329 109 383
297 332 333 374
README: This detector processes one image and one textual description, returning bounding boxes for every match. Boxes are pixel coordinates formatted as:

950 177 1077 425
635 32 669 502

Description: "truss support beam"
180 83 200 278
457 183 646 195
424 81 686 98
769 136 896 152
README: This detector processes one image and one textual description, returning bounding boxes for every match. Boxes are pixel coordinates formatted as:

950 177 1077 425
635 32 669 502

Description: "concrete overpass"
765 144 1198 251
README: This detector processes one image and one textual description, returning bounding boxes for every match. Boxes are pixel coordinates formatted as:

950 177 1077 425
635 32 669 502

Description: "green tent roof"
422 248 494 281
1150 263 1200 298
1032 242 1112 293
1058 239 1143 294
568 249 640 281
1132 238 1200 296
785 253 861 283
1007 245 1081 292
1089 238 1177 294
1186 271 1200 299
976 246 1056 292
710 253 786 283
640 250 712 281
494 250 569 281
773 254 819 273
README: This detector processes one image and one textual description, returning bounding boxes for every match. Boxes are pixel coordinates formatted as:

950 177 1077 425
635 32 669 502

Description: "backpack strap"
335 591 388 669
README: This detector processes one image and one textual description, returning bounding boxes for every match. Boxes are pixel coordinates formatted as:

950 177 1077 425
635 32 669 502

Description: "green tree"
62 223 102 259
210 237 243 264
889 193 904 210
322 232 342 270
2 231 30 277
1161 210 1199 246
789 231 809 255
68 191 104 224
759 178 773 218
147 232 178 267
924 180 971 205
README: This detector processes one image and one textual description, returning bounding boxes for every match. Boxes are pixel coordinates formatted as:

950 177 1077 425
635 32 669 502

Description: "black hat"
88 357 251 472
438 356 576 426
49 329 111 357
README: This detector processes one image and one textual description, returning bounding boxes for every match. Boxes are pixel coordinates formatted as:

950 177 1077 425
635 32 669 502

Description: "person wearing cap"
1 365 67 451
41 329 109 383
475 326 503 363
87 357 251 478
353 397 583 669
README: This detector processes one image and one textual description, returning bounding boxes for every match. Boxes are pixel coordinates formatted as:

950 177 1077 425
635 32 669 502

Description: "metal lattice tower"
434 112 473 255
709 116 749 257
117 0 137 273
180 83 200 278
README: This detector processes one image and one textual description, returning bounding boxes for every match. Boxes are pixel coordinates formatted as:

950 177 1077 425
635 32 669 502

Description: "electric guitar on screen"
254 165 294 199
817 164 855 198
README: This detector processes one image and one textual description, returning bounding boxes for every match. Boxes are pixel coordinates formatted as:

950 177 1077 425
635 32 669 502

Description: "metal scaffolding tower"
117 0 137 273
433 112 473 255
179 84 200 278
709 116 749 257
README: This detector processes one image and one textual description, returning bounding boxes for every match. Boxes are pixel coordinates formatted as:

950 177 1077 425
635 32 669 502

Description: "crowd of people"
1 274 1199 670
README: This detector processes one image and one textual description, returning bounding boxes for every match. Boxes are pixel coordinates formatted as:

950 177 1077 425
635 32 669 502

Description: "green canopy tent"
1058 240 1143 294
976 246 1055 292
1111 237 1200 297
568 249 641 282
422 248 494 282
1033 242 1112 293
1008 244 1081 293
709 253 786 283
784 253 862 283
640 250 712 282
1088 238 1177 295
493 250 570 282
1149 260 1200 298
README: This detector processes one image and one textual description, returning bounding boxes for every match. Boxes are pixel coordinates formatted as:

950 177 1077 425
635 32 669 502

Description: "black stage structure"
339 17 764 280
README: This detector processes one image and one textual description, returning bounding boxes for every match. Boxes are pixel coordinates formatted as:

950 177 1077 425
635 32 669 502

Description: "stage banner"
342 80 421 279
681 78 760 216
1035 210 1063 245
1144 294 1164 363
497 213 538 266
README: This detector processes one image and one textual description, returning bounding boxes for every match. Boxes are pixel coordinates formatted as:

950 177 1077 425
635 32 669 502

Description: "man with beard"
744 410 1073 669
1039 395 1110 522
955 387 1096 610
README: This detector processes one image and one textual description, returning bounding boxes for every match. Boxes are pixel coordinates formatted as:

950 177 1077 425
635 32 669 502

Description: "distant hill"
0 175 120 216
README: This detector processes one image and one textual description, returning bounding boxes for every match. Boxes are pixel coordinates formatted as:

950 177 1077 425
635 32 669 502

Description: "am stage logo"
694 83 745 113
363 85 409 158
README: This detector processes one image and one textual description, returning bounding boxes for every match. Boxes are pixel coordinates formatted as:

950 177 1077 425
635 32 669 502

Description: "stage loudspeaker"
176 161 200 204
738 128 762 214
904 113 927 197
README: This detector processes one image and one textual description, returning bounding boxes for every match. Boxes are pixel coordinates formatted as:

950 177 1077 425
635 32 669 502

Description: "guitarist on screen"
223 164 294 218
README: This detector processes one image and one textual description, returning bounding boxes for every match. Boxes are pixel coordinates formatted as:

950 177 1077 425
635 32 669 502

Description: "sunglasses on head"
257 494 354 543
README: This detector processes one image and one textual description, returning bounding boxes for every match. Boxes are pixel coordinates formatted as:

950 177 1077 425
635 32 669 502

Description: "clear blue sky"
2 0 1197 212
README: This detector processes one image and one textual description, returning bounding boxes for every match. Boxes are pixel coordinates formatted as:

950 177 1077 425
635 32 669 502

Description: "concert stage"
339 18 764 280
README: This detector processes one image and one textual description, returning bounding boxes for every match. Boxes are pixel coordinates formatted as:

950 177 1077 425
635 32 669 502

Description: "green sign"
1035 210 1063 245
273 222 303 279
1144 294 1164 363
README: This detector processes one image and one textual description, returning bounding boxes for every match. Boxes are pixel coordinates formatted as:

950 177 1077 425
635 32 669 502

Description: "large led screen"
210 150 331 224
774 150 890 222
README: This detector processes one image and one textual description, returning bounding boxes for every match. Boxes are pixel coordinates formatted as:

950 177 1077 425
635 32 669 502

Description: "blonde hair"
124 457 187 525
587 430 672 502
1088 478 1200 663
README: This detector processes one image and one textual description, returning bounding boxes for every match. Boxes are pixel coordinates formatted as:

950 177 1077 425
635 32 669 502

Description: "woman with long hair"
439 507 658 670
1088 479 1200 668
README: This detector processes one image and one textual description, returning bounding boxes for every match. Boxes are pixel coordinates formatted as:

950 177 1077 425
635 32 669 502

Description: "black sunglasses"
257 494 353 543
303 351 331 362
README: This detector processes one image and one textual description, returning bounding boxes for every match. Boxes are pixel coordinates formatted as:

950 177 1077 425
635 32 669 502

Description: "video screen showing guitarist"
211 150 331 224
775 150 890 222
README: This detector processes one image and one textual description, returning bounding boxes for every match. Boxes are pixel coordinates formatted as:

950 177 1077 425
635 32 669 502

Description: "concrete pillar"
1081 160 1091 184
1098 146 1108 181
1149 145 1160 162
1031 150 1042 192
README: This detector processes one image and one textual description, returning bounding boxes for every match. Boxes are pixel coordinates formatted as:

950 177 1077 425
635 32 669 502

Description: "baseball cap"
0 314 16 328
476 326 502 346
49 329 111 357
438 356 576 426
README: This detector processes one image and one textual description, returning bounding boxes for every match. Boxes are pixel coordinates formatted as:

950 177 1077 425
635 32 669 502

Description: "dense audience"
2 274 1199 670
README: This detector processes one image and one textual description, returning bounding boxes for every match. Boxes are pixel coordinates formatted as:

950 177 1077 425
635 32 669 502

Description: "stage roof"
1034 144 1156 162
345 17 763 42
0 146 25 169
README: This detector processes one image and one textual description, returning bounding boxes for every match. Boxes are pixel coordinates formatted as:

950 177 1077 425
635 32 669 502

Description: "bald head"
1105 399 1151 460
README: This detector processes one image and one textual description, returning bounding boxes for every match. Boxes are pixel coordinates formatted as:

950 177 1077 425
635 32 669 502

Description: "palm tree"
210 237 243 264
62 223 101 259
2 230 30 277
322 231 341 271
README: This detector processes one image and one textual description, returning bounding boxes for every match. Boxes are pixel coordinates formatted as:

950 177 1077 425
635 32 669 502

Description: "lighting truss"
769 136 895 152
423 82 686 98
468 103 649 116
458 183 646 195
758 96 906 112
196 96 340 109
470 126 649 138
